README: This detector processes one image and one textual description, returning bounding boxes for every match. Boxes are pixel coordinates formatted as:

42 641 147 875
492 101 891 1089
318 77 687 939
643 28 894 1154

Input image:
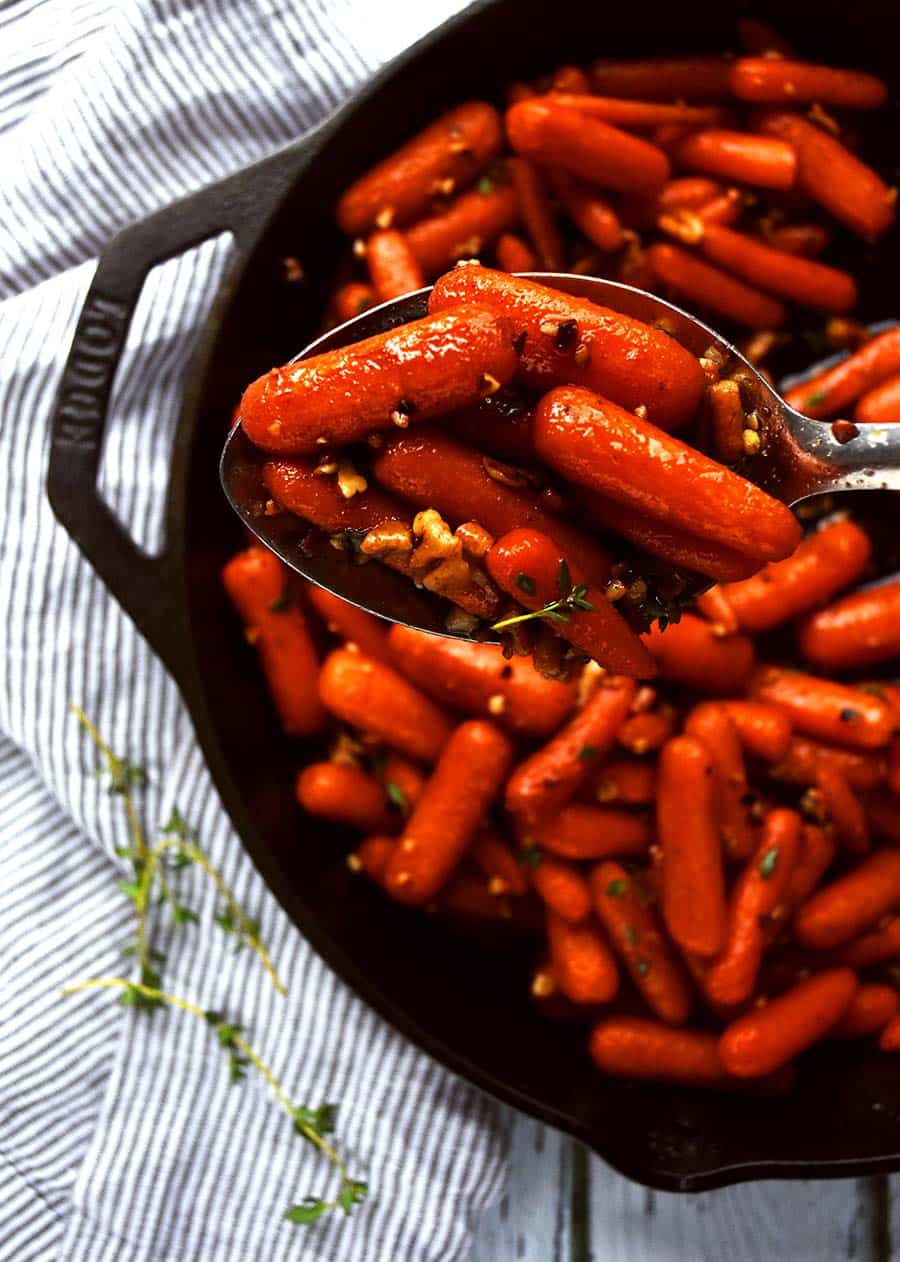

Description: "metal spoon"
220 273 900 639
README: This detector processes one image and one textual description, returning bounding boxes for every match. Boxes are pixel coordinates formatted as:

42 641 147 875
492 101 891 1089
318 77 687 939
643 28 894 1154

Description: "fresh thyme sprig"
64 708 366 1227
490 559 596 632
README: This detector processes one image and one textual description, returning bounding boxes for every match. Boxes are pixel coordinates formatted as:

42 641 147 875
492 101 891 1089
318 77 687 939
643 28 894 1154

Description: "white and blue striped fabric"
0 2 510 1259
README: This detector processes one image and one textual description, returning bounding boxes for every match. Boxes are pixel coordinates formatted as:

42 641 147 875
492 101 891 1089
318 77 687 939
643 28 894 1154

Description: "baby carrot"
591 860 694 1024
785 328 900 419
795 850 900 949
830 984 898 1039
696 583 741 634
349 835 396 884
222 547 325 738
336 101 503 234
671 129 797 190
590 56 732 102
617 710 675 755
783 824 836 911
428 266 706 431
333 281 374 323
718 700 793 762
263 457 408 532
714 519 871 633
719 969 857 1077
684 703 756 860
815 765 870 856
242 304 517 454
549 169 623 252
832 917 900 969
657 735 727 956
797 579 900 672
550 94 727 130
506 99 670 194
590 1018 731 1086
731 58 886 109
547 910 620 1004
642 615 756 695
772 735 886 791
750 666 893 750
505 675 636 829
306 585 392 664
485 528 657 678
531 855 592 923
319 648 452 762
855 373 900 424
365 229 425 299
588 758 657 805
704 809 802 1007
762 222 831 258
495 231 538 272
705 378 746 465
387 626 576 738
648 242 787 329
760 112 895 241
532 804 652 860
406 178 520 275
470 830 529 897
384 719 513 904
295 762 392 832
534 386 801 563
507 157 565 270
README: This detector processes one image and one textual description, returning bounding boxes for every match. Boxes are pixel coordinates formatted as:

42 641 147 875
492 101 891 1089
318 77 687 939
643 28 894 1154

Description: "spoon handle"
776 408 900 503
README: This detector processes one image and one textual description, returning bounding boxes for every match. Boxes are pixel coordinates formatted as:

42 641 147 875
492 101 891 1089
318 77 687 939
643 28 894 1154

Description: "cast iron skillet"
48 0 900 1192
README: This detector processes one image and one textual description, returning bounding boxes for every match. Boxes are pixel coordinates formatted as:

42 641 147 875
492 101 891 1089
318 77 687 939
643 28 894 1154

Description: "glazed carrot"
659 176 726 212
319 648 451 762
384 719 513 904
696 584 740 634
643 615 756 695
719 700 793 762
879 1015 900 1052
589 757 657 805
648 242 787 329
719 969 857 1077
495 231 538 272
657 736 727 956
534 387 800 562
832 917 900 969
762 222 831 258
785 328 900 419
470 830 529 897
550 94 727 130
684 703 756 861
730 59 886 109
760 112 895 241
439 871 512 920
737 19 794 57
671 130 797 190
795 850 900 949
379 753 426 817
506 100 670 195
577 491 760 583
295 762 392 832
242 304 517 454
336 101 503 234
373 428 611 585
750 666 893 750
548 169 623 252
855 373 900 423
662 215 857 313
333 281 374 323
816 766 870 856
505 675 636 829
349 835 395 883
387 626 576 738
590 1018 731 1086
590 57 732 102
263 457 408 532
429 266 706 431
772 736 886 791
531 856 592 923
591 861 694 1024
365 229 425 300
222 547 325 737
714 519 871 634
306 586 392 664
865 790 900 844
532 804 652 860
705 809 802 1006
797 580 900 671
550 65 591 94
692 188 745 226
507 157 564 270
705 378 746 464
547 910 620 1004
830 984 898 1039
406 178 520 275
485 528 657 678
783 824 836 911
617 710 675 755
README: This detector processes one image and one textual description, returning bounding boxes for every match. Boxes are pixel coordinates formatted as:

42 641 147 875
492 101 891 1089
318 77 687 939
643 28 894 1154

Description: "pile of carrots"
223 519 900 1088
327 21 894 346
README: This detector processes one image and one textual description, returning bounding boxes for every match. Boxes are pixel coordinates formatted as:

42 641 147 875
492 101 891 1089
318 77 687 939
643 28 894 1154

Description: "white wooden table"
470 1110 892 1260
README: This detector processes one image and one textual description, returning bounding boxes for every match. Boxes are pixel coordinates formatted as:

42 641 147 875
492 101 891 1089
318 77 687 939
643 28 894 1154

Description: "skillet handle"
47 131 320 677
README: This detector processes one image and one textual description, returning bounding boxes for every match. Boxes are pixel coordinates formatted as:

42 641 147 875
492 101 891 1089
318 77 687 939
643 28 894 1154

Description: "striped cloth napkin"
0 2 508 1259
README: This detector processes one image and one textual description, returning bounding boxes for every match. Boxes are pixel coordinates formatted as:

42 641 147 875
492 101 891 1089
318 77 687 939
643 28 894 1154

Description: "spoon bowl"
220 273 900 639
